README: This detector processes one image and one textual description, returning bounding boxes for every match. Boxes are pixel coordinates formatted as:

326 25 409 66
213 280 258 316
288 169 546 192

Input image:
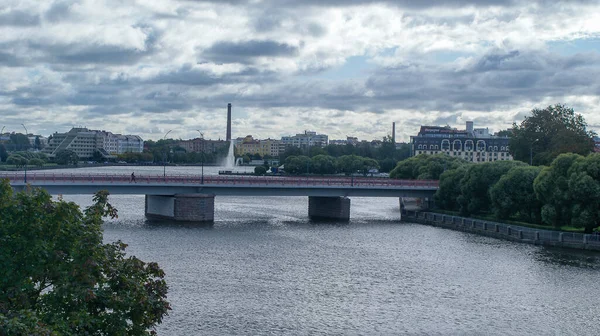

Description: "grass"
430 209 585 233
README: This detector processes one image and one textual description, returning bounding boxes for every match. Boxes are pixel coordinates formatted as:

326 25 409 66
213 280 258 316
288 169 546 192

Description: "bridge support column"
145 194 214 222
308 196 350 221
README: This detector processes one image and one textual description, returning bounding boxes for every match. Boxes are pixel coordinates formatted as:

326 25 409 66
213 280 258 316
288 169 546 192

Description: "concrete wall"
145 195 175 220
308 196 350 221
404 211 600 252
174 194 215 222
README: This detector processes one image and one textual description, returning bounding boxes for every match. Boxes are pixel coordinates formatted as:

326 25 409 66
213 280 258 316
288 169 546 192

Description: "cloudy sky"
1 0 599 142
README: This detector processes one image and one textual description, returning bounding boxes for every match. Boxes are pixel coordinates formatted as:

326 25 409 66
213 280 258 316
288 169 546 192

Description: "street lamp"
163 130 172 180
196 130 204 184
530 138 540 166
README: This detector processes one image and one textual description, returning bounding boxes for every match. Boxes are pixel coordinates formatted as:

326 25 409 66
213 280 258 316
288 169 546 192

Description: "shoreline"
402 211 600 252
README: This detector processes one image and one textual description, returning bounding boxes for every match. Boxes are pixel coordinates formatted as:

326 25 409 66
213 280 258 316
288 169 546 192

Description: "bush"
254 166 267 175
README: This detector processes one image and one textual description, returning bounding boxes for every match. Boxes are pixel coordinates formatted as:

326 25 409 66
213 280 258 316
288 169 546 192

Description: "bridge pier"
145 194 215 222
308 196 350 221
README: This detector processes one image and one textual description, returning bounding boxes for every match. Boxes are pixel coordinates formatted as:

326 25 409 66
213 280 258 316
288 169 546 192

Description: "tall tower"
392 122 396 144
226 103 232 141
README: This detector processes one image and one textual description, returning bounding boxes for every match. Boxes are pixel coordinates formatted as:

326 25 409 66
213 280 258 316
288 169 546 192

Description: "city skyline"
1 1 599 142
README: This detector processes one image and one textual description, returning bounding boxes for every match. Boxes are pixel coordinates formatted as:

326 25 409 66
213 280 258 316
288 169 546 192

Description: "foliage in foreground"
0 180 170 335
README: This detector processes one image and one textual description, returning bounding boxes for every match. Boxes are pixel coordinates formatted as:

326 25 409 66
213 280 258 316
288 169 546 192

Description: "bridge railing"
1 172 439 189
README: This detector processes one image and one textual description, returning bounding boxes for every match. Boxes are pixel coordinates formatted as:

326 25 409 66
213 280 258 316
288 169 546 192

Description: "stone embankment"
402 210 600 251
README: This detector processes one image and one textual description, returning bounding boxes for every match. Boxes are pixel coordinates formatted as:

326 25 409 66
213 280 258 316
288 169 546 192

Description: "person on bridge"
130 172 136 183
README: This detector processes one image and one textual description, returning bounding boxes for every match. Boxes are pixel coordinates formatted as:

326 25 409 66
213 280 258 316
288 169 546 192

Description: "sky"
1 0 599 142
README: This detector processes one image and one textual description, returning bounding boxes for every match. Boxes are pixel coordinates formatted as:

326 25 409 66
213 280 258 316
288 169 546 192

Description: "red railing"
0 173 439 189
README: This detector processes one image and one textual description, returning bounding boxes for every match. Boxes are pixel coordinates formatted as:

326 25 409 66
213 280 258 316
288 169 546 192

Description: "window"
453 140 462 151
441 139 451 151
465 140 474 151
476 140 486 152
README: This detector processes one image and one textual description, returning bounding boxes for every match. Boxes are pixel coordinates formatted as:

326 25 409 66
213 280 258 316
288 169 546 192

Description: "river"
41 166 600 335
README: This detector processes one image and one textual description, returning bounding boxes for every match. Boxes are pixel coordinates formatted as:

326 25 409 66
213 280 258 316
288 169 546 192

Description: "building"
179 138 229 154
235 135 281 158
330 136 359 146
410 121 513 163
43 128 144 159
595 137 600 153
281 130 328 150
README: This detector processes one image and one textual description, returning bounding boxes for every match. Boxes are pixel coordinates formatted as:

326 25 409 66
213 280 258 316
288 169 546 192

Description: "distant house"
594 137 600 153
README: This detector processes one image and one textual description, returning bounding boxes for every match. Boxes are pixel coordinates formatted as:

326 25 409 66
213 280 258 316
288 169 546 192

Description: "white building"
43 128 144 159
281 130 328 149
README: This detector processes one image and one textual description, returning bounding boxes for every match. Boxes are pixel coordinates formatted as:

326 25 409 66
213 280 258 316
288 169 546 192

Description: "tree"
533 153 582 228
458 160 526 216
54 149 79 165
510 104 596 166
6 154 27 167
0 180 170 335
310 155 337 174
28 158 45 167
434 166 468 212
254 166 267 175
567 154 600 233
0 144 8 162
279 146 304 163
390 154 470 180
34 136 42 150
489 166 543 223
8 133 31 151
284 155 311 175
92 149 105 163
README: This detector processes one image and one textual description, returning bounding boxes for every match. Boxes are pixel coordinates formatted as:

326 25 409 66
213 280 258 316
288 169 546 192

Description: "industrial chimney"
226 103 232 141
392 122 396 144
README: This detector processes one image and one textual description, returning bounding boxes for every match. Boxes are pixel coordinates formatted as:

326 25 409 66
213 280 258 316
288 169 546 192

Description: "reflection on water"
53 166 600 335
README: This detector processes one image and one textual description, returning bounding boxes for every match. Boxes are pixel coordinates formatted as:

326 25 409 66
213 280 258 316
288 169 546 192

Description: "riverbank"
403 210 600 252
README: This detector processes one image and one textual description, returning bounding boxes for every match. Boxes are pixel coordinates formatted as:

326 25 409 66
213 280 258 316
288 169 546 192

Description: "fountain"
222 140 236 168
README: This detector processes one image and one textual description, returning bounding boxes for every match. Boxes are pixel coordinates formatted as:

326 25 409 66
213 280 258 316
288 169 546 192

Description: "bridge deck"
2 173 438 197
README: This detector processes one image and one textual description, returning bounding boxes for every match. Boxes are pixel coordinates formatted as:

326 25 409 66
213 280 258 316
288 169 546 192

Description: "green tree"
434 166 468 212
390 154 470 180
279 146 304 163
564 154 600 233
6 154 28 167
0 144 7 162
378 158 397 173
336 155 363 176
254 166 267 175
533 153 582 228
54 149 79 165
92 149 105 163
510 104 595 166
28 158 45 167
310 155 337 174
284 155 311 175
458 160 526 216
34 136 42 150
0 181 170 335
489 166 543 222
8 133 31 151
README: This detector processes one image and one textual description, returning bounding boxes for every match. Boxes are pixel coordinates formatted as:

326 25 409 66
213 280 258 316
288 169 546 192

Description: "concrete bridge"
3 173 438 222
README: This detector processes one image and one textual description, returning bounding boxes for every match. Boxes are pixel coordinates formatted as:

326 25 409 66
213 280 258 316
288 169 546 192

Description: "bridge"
2 173 438 222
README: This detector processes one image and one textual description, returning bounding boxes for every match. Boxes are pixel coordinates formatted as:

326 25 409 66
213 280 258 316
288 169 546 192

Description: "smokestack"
226 103 232 141
392 122 396 144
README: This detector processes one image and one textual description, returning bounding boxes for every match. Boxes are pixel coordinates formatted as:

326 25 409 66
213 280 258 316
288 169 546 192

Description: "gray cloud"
184 0 595 9
202 40 299 64
0 9 40 26
44 1 75 23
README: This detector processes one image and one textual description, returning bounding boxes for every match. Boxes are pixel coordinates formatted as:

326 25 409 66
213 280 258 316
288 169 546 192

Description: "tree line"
283 154 380 175
394 153 600 233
